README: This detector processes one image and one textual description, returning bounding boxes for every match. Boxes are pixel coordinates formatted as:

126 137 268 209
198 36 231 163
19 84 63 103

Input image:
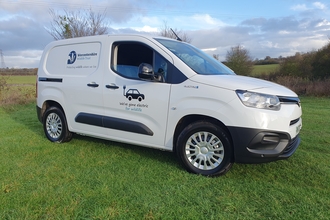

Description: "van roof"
51 34 176 43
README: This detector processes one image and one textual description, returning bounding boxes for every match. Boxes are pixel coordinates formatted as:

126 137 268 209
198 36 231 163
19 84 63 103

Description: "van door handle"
87 82 99 87
105 84 119 89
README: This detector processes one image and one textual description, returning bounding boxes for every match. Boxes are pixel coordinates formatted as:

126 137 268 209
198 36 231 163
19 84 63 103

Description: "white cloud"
140 16 162 26
291 4 309 11
131 25 158 32
278 30 290 35
192 14 225 26
4 50 43 68
158 14 227 30
291 2 327 12
260 41 279 49
313 2 327 10
315 19 330 27
19 50 43 59
119 13 227 34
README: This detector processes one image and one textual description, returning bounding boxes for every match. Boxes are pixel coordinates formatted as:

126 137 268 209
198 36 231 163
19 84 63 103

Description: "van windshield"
155 38 235 75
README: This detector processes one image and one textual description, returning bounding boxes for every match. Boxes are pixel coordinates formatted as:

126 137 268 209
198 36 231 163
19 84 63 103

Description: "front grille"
290 118 300 126
278 96 301 106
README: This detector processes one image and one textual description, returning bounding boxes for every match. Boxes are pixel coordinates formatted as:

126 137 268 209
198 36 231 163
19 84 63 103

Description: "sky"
0 0 330 68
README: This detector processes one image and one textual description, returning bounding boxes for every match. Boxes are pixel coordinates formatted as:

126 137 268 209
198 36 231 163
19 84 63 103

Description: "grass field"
252 64 279 76
1 96 330 219
6 75 36 85
0 75 35 105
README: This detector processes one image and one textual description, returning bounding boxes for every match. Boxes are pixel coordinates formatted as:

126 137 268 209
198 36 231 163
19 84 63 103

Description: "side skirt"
75 112 154 136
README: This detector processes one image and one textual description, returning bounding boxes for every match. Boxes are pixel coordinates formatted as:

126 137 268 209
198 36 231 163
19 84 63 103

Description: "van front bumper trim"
228 126 300 163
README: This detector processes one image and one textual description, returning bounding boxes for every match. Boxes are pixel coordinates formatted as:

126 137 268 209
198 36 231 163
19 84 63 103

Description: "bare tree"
47 8 108 40
225 45 253 76
159 21 192 43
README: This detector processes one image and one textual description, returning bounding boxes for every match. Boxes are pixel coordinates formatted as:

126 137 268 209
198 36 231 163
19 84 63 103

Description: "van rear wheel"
176 121 233 176
43 106 72 143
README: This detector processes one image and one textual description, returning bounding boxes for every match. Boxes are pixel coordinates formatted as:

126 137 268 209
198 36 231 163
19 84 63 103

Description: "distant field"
0 68 37 75
0 75 36 105
6 75 36 85
252 64 279 76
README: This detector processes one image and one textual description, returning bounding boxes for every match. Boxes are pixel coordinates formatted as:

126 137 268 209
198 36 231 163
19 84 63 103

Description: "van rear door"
47 41 107 136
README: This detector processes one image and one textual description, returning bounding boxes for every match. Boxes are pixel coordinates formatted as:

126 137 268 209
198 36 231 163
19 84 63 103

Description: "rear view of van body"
36 34 302 176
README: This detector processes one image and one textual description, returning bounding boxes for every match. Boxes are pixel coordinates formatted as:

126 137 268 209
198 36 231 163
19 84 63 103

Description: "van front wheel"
43 107 72 143
176 121 233 176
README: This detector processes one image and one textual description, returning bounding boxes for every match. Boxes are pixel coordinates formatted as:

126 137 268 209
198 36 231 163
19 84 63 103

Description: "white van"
36 34 302 176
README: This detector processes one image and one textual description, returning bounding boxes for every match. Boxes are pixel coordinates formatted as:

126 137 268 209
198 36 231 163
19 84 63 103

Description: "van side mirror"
138 63 154 80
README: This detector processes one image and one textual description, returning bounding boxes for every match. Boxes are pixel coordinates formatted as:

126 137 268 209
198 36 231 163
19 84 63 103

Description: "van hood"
189 74 298 97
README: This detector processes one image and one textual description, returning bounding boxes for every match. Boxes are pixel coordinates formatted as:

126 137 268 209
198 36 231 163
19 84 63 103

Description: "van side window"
111 42 169 82
154 53 168 83
111 43 152 79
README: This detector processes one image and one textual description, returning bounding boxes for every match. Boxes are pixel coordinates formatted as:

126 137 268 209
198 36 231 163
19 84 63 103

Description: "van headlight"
236 90 281 111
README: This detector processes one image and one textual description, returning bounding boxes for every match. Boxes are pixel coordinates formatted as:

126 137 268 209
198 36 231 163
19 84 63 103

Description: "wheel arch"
42 101 73 143
40 100 65 122
173 114 234 153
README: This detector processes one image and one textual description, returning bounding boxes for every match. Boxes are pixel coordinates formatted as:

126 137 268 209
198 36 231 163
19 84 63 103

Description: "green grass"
0 75 35 105
0 97 329 219
6 75 36 85
252 64 279 76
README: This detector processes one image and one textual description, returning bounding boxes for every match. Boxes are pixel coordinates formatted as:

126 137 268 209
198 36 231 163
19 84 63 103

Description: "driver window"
154 53 168 82
111 42 169 82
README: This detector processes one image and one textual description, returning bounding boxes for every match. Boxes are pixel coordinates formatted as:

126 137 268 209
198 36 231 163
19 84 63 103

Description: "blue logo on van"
67 51 77 64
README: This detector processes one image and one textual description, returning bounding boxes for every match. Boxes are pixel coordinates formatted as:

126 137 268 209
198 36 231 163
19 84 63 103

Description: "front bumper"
36 105 42 123
228 126 300 163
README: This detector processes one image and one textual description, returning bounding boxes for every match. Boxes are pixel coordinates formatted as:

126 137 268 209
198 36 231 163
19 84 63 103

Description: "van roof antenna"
170 28 182 42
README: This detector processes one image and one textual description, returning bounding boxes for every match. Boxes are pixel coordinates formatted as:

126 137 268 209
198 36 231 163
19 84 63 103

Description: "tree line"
277 45 330 80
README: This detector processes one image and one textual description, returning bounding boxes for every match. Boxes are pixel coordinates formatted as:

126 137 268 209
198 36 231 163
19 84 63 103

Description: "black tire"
43 106 72 143
138 96 143 102
176 121 233 176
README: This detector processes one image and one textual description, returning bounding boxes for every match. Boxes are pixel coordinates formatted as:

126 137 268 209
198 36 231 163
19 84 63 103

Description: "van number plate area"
296 123 302 136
